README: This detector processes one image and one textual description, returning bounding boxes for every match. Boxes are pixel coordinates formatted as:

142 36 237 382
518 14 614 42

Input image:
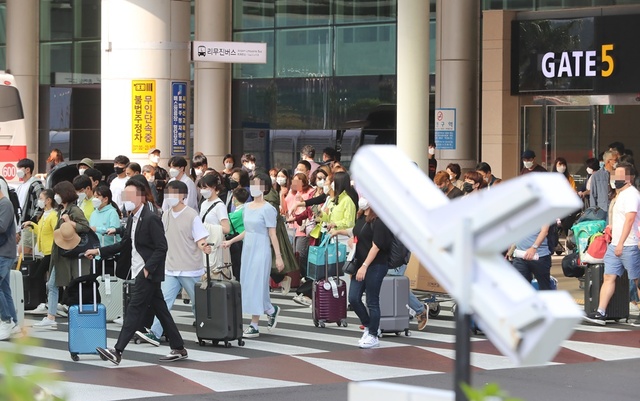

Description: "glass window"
0 4 6 45
233 31 274 79
276 27 332 77
74 0 101 39
41 1 73 41
335 24 395 76
0 47 4 71
40 42 73 85
275 0 331 27
74 40 100 75
334 0 396 24
233 0 275 29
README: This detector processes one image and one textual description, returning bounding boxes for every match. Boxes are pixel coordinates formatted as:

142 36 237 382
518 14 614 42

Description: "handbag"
582 226 612 263
343 257 358 275
307 235 347 280
59 230 101 258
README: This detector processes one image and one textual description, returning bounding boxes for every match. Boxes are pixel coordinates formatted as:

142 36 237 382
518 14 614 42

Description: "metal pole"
454 217 473 401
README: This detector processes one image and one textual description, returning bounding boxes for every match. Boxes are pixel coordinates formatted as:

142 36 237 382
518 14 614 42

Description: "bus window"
0 72 27 183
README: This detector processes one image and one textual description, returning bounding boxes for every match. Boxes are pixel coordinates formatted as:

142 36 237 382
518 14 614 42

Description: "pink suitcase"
312 241 348 328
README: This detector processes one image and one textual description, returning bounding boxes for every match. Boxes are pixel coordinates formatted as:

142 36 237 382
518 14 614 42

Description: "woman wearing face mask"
221 154 236 180
222 173 285 338
285 173 315 276
89 185 122 247
446 163 464 191
33 182 92 329
579 158 600 202
198 174 230 234
462 171 487 195
552 157 576 191
22 189 59 314
275 169 292 215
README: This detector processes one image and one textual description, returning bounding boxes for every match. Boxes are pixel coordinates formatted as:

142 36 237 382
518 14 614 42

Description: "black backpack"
388 234 411 269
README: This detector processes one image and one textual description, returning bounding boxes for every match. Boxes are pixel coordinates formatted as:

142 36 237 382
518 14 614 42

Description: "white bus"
0 72 27 184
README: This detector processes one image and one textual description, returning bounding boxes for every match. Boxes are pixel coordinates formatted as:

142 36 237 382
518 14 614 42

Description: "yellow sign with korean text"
131 80 156 154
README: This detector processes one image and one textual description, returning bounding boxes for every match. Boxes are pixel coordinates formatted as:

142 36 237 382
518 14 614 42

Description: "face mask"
123 200 136 211
323 185 330 193
358 197 369 210
586 167 594 175
225 162 234 170
78 168 87 176
114 166 124 175
37 199 45 209
556 165 566 174
54 194 62 204
150 155 160 164
229 180 239 190
599 161 605 169
276 177 287 186
194 168 203 177
17 169 25 179
441 185 449 194
77 192 87 202
428 147 436 155
316 179 325 188
614 180 627 189
449 175 455 181
200 189 213 199
165 197 180 208
523 161 534 169
245 163 255 171
463 182 474 193
91 198 102 209
294 170 300 176
249 185 263 197
330 182 335 191
610 180 616 189
169 168 180 178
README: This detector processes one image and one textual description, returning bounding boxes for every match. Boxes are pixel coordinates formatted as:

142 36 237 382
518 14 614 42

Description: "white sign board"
191 41 267 64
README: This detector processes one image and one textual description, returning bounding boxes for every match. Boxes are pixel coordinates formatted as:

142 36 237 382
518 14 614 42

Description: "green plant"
461 382 524 401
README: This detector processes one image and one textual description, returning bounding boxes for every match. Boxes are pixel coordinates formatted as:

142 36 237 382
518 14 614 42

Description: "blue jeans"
149 275 198 338
512 255 553 290
387 264 425 314
348 262 387 334
0 256 18 323
47 267 59 316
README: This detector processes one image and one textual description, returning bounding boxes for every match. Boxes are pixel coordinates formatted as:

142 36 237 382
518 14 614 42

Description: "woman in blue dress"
222 172 285 338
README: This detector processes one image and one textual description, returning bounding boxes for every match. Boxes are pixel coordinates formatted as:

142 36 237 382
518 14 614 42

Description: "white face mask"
556 165 566 174
428 147 436 155
169 168 180 178
91 198 102 209
523 161 534 169
249 186 263 197
316 179 325 188
54 194 62 204
610 180 616 189
195 168 204 177
165 197 180 208
37 199 45 209
78 168 87 176
245 163 255 171
323 185 330 193
17 169 25 179
123 200 136 211
358 197 369 210
586 167 594 175
150 155 160 164
225 162 234 170
276 177 287 186
77 192 87 202
200 189 213 199
331 182 335 191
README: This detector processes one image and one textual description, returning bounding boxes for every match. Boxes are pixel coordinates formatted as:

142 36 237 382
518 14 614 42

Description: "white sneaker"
113 316 124 326
26 303 49 315
56 304 68 318
10 323 23 338
33 317 57 329
280 276 292 295
630 303 640 313
359 334 380 349
358 328 370 345
0 320 14 340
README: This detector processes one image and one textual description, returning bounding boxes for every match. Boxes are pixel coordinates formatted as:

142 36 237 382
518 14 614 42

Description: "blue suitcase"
68 257 107 361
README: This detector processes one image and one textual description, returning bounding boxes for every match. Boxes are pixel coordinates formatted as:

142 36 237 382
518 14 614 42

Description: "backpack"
0 176 21 225
546 224 559 254
388 234 410 269
571 219 606 256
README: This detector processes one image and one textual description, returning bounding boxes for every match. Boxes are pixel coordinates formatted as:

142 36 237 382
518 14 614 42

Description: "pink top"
285 186 314 237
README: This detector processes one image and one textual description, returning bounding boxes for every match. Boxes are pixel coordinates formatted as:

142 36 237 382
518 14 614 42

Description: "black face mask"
614 180 627 189
229 180 239 190
463 182 474 193
114 166 124 175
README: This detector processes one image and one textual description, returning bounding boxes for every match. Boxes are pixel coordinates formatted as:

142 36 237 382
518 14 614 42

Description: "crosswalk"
1 294 639 401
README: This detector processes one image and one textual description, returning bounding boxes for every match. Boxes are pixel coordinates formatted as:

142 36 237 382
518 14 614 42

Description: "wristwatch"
532 244 539 249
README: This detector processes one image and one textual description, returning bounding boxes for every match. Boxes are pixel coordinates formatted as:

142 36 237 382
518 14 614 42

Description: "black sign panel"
512 14 640 95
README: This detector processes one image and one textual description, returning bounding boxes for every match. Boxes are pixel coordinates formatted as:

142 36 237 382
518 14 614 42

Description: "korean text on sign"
132 80 156 154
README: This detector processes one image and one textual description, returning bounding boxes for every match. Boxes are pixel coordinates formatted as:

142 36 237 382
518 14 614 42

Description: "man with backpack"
16 159 44 252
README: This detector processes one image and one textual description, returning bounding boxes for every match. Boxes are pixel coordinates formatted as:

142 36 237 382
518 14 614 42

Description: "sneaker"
25 303 49 315
280 276 292 295
584 311 607 326
416 310 429 331
96 347 121 365
135 330 160 347
630 302 640 313
0 320 13 340
294 295 312 306
243 326 260 338
33 317 57 329
159 348 188 362
359 334 380 349
10 322 22 338
56 304 68 318
113 316 124 326
632 315 640 327
267 305 280 331
358 328 370 345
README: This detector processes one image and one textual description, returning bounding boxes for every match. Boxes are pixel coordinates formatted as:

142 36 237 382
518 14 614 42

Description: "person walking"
0 185 19 340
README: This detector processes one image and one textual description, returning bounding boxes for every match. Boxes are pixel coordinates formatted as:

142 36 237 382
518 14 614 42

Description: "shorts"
603 244 640 280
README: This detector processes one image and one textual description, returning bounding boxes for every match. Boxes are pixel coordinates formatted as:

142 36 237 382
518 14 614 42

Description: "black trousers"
115 274 184 352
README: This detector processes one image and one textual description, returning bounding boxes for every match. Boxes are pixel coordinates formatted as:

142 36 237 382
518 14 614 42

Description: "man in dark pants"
85 179 187 365
511 225 554 290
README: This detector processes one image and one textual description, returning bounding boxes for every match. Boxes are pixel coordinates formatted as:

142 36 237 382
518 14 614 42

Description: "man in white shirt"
585 162 640 326
109 155 130 209
166 156 198 211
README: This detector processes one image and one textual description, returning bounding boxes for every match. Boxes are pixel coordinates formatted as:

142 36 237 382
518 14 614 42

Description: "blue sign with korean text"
434 108 456 150
171 82 187 156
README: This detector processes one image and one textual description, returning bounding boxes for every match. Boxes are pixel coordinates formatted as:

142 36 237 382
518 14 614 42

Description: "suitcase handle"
78 253 98 313
323 237 341 281
205 242 215 319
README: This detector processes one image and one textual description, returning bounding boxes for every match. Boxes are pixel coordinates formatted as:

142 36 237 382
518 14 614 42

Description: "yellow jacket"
320 192 356 230
33 210 58 255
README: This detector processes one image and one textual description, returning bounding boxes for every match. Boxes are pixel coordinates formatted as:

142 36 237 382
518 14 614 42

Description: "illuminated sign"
132 80 156 154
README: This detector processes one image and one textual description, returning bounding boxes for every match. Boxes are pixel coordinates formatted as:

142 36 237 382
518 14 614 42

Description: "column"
481 10 518 180
194 0 231 167
6 0 39 166
101 0 191 165
435 0 480 173
397 0 430 172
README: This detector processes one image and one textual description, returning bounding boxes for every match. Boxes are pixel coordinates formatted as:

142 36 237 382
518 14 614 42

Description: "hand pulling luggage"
584 263 629 322
68 255 107 361
19 230 46 310
9 269 24 325
98 257 124 322
312 240 348 328
194 245 244 347
376 275 410 337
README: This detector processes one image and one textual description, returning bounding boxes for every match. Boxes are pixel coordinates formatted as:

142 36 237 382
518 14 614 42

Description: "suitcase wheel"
213 341 219 346
313 320 319 328
338 319 348 328
428 303 441 318
404 329 411 337
238 339 245 347
318 320 326 328
224 341 231 348
198 338 206 346
71 353 79 362
183 299 190 305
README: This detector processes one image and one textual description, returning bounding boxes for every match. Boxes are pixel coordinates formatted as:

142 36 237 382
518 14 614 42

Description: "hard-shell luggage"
194 249 244 347
97 258 123 322
9 269 24 324
19 231 46 310
376 275 410 336
312 241 348 328
68 256 107 361
584 263 629 322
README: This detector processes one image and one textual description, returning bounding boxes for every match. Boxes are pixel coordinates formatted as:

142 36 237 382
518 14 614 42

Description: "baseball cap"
78 157 94 168
148 148 161 155
522 150 536 159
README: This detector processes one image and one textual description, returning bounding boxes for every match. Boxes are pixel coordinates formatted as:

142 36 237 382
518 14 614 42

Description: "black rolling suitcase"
195 250 244 348
19 231 46 311
584 263 630 322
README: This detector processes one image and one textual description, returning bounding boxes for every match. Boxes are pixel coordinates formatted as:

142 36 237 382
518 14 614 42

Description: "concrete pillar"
481 10 518 180
435 0 480 173
101 0 191 165
6 0 39 167
194 0 231 168
396 0 430 172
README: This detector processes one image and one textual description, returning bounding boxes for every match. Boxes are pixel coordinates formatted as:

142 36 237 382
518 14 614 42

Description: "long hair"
365 208 378 224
